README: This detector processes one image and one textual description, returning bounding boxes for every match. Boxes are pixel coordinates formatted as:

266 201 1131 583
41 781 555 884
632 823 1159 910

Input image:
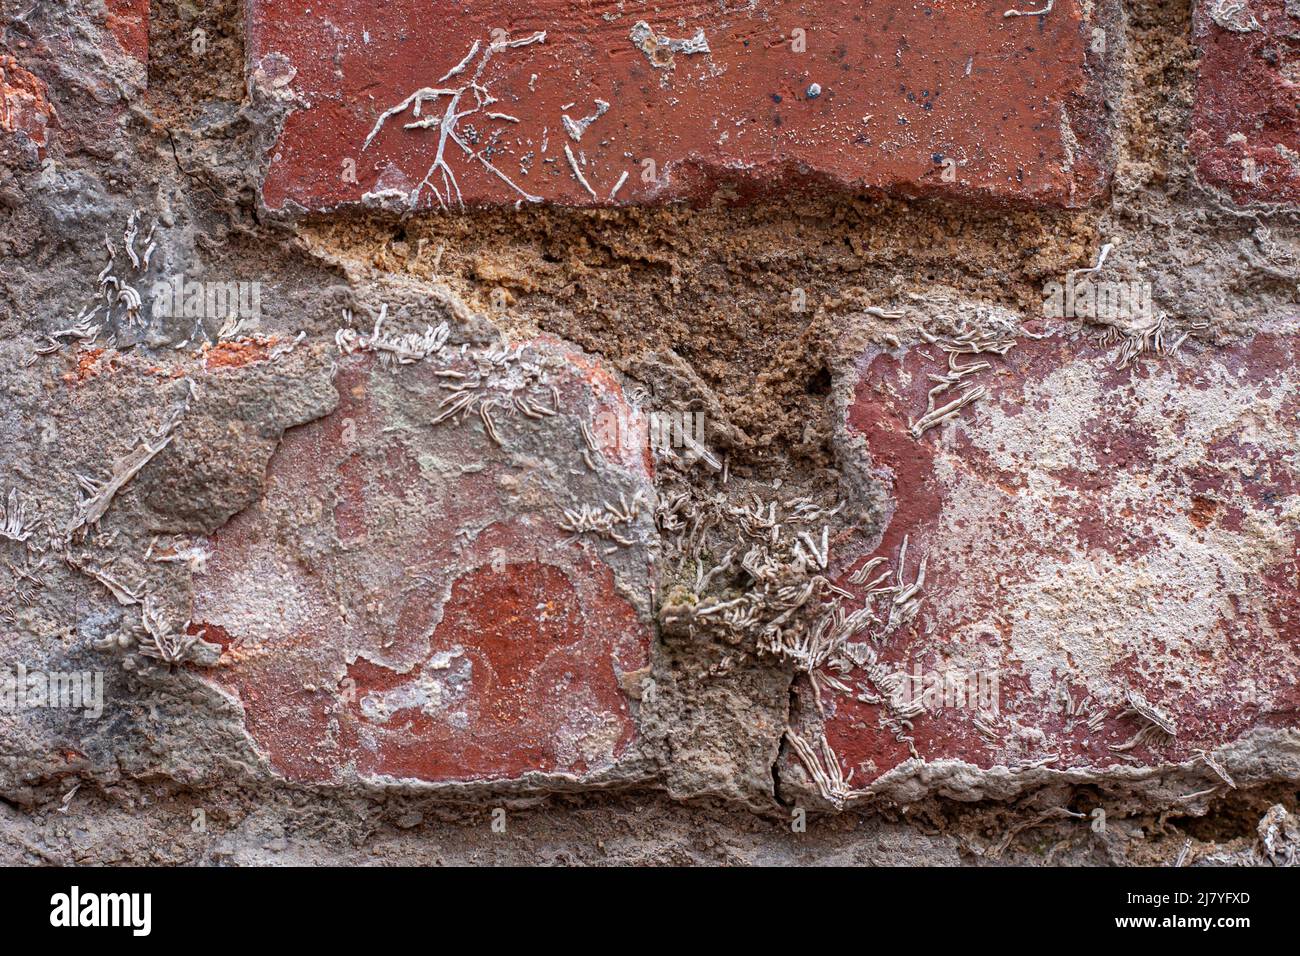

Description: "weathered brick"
0 53 56 152
105 0 150 66
0 1 148 158
250 0 1114 212
190 340 657 787
1191 0 1300 205
790 325 1300 800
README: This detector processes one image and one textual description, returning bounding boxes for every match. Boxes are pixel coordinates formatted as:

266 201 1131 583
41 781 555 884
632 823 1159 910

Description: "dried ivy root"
785 728 863 810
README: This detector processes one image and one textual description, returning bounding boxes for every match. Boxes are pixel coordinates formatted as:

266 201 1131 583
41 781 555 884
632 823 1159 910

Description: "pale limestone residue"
1000 535 1249 699
927 349 1298 707
358 646 472 726
1126 359 1298 473
1209 0 1262 32
197 546 320 648
962 359 1103 474
935 471 1285 705
555 688 624 770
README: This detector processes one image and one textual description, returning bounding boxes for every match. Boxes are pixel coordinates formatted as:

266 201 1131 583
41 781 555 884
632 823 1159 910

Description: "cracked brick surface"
190 343 657 787
105 0 150 66
0 53 55 152
781 325 1300 801
250 0 1114 212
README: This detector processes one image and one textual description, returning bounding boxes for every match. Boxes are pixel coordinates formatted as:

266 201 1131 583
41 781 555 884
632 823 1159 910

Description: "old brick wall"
0 0 1297 865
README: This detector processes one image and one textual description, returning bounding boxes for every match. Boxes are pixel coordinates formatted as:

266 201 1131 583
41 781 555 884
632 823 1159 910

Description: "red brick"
1191 0 1300 205
200 336 280 371
190 340 656 787
0 54 56 151
1 1 147 157
105 0 150 66
250 0 1113 212
794 326 1300 798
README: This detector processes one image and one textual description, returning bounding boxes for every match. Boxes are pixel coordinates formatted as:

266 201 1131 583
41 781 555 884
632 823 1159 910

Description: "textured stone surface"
0 0 147 161
5 0 1300 867
105 0 151 65
1191 0 1300 205
190 342 658 787
250 0 1114 212
0 54 55 152
785 323 1300 801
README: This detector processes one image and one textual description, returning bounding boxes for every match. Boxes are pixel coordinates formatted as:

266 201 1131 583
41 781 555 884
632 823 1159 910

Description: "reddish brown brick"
0 53 56 151
792 325 1300 798
1 1 147 157
190 340 657 787
105 0 150 66
1191 0 1300 205
250 0 1114 212
200 336 280 371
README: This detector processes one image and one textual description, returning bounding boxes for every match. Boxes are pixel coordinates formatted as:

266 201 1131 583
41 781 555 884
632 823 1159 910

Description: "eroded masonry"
0 0 1298 865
